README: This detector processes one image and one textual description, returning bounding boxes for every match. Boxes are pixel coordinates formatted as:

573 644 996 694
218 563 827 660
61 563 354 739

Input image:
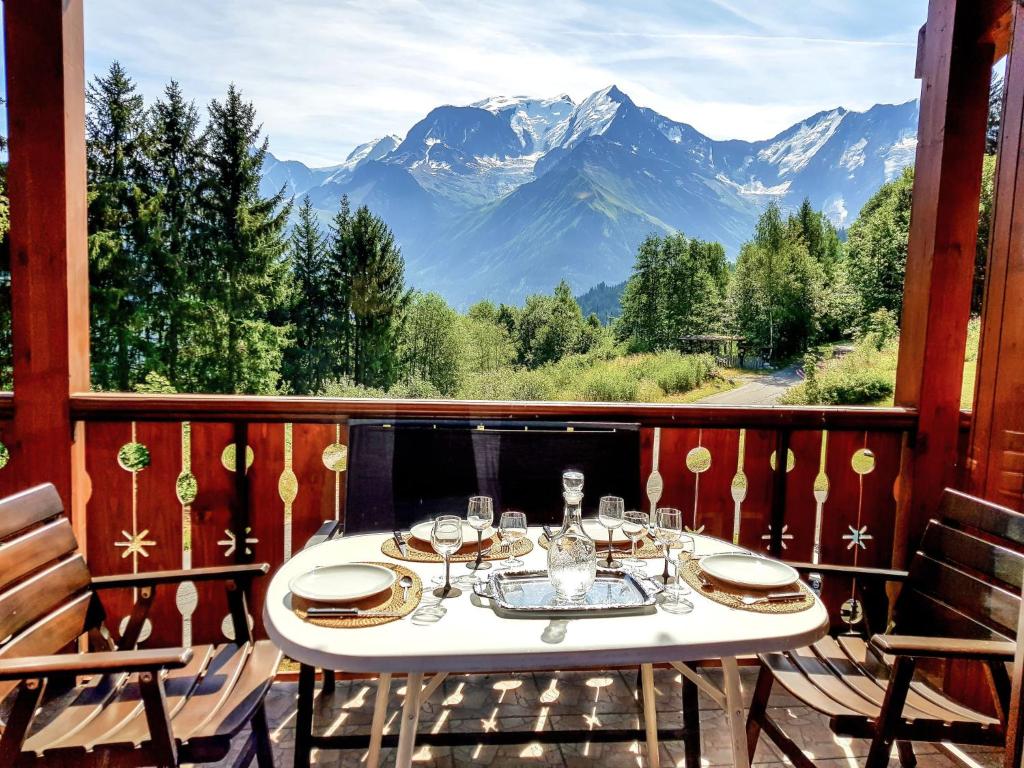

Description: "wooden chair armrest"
870 634 1016 660
785 562 910 582
0 647 193 680
92 563 270 589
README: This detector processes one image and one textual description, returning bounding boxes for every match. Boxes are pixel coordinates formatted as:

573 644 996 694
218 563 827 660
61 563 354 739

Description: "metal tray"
473 568 663 615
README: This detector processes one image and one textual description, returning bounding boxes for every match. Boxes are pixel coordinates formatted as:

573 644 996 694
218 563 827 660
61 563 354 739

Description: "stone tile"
452 741 566 767
186 678 1008 768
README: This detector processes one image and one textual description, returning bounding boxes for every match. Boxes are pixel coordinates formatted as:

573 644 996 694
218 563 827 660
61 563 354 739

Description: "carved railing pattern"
0 392 944 646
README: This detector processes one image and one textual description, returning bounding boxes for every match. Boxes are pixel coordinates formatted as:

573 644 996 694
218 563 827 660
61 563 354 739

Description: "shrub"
650 352 716 394
320 377 387 398
576 366 641 402
388 377 442 399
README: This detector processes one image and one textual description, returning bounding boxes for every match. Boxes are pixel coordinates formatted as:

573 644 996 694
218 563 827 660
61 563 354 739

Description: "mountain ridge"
260 86 919 307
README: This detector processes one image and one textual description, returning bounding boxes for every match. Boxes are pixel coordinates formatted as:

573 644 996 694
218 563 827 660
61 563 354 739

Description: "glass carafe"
547 471 597 604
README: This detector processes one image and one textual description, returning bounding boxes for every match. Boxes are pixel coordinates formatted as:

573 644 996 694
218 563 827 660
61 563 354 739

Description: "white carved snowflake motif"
843 524 873 550
218 527 258 558
115 529 156 559
761 524 794 550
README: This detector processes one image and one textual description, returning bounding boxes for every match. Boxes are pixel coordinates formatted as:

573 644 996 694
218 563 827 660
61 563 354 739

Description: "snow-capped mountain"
262 86 919 306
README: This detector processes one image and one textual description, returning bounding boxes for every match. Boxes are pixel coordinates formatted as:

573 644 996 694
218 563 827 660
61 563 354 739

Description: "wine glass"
675 534 695 596
499 510 528 568
654 507 682 586
598 495 625 569
622 510 649 571
466 496 494 571
430 515 463 599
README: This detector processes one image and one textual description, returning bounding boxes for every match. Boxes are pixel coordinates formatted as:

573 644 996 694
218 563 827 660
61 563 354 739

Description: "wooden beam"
970 0 1024 512
894 0 995 550
4 0 90 538
1007 580 1024 768
65 392 920 431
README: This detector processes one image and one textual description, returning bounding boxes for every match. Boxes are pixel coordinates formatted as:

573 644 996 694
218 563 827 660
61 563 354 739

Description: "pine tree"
188 84 292 394
325 196 355 379
86 62 153 390
146 81 204 386
347 204 408 389
284 197 333 393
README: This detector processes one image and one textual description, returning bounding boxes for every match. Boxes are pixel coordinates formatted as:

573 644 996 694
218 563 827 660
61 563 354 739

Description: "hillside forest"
0 65 1001 404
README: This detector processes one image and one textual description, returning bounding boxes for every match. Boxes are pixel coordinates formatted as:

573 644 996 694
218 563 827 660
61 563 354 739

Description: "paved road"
697 363 804 405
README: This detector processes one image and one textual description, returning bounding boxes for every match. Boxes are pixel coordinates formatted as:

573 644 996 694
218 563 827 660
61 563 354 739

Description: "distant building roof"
680 334 743 342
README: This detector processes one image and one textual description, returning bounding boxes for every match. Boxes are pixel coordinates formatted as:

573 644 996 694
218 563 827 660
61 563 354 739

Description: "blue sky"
2 0 928 166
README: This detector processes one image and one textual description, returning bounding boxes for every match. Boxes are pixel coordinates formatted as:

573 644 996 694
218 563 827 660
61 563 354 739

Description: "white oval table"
265 529 829 768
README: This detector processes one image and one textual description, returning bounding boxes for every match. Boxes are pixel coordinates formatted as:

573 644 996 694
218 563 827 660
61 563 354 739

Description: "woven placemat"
680 559 815 614
293 562 422 628
381 534 533 563
539 532 662 559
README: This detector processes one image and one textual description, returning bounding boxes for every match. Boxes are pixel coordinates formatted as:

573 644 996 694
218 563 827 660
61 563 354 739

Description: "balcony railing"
0 393 929 648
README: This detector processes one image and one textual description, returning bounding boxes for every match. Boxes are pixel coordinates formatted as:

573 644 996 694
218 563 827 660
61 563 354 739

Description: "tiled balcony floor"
206 667 1005 767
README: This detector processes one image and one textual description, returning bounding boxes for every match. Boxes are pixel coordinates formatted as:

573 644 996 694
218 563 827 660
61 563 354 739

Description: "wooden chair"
0 484 282 767
747 488 1020 767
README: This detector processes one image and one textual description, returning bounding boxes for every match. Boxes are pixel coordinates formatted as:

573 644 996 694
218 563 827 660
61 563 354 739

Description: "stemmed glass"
661 532 695 614
598 496 625 569
431 515 464 599
654 507 682 586
466 496 494 571
622 510 649 572
499 511 528 568
675 534 695 596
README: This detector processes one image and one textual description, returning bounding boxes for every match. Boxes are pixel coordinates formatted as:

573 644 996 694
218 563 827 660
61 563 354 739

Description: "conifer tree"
284 196 333 393
86 62 153 390
189 84 292 394
347 204 408 389
146 80 204 386
325 195 355 379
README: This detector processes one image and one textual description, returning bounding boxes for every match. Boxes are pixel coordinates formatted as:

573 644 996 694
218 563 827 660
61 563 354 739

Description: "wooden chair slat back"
939 488 1024 547
0 484 65 541
0 484 100 703
0 593 92 702
0 555 92 643
0 517 79 593
897 489 1024 642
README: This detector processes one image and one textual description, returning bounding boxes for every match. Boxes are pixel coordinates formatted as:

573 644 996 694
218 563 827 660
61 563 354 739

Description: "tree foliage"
402 292 461 395
617 233 728 352
187 84 293 394
729 202 824 360
284 196 334 393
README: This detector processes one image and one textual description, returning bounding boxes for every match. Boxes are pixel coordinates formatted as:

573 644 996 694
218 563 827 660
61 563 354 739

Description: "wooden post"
1007 580 1024 768
969 0 1024 514
894 0 995 550
3 0 90 536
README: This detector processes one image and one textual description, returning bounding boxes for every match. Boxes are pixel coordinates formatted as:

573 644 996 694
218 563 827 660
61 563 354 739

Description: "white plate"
409 520 494 544
582 518 632 543
699 553 799 589
289 564 396 603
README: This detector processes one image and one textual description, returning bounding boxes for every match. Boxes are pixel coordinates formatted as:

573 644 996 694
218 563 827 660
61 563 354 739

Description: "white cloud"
70 0 926 166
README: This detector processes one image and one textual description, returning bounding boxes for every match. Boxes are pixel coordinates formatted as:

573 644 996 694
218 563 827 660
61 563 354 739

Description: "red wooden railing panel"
0 397 923 644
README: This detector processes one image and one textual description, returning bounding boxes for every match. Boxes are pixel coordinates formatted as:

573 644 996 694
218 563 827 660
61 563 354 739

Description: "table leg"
367 672 392 768
722 656 750 768
294 663 315 768
395 672 424 768
640 663 660 768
